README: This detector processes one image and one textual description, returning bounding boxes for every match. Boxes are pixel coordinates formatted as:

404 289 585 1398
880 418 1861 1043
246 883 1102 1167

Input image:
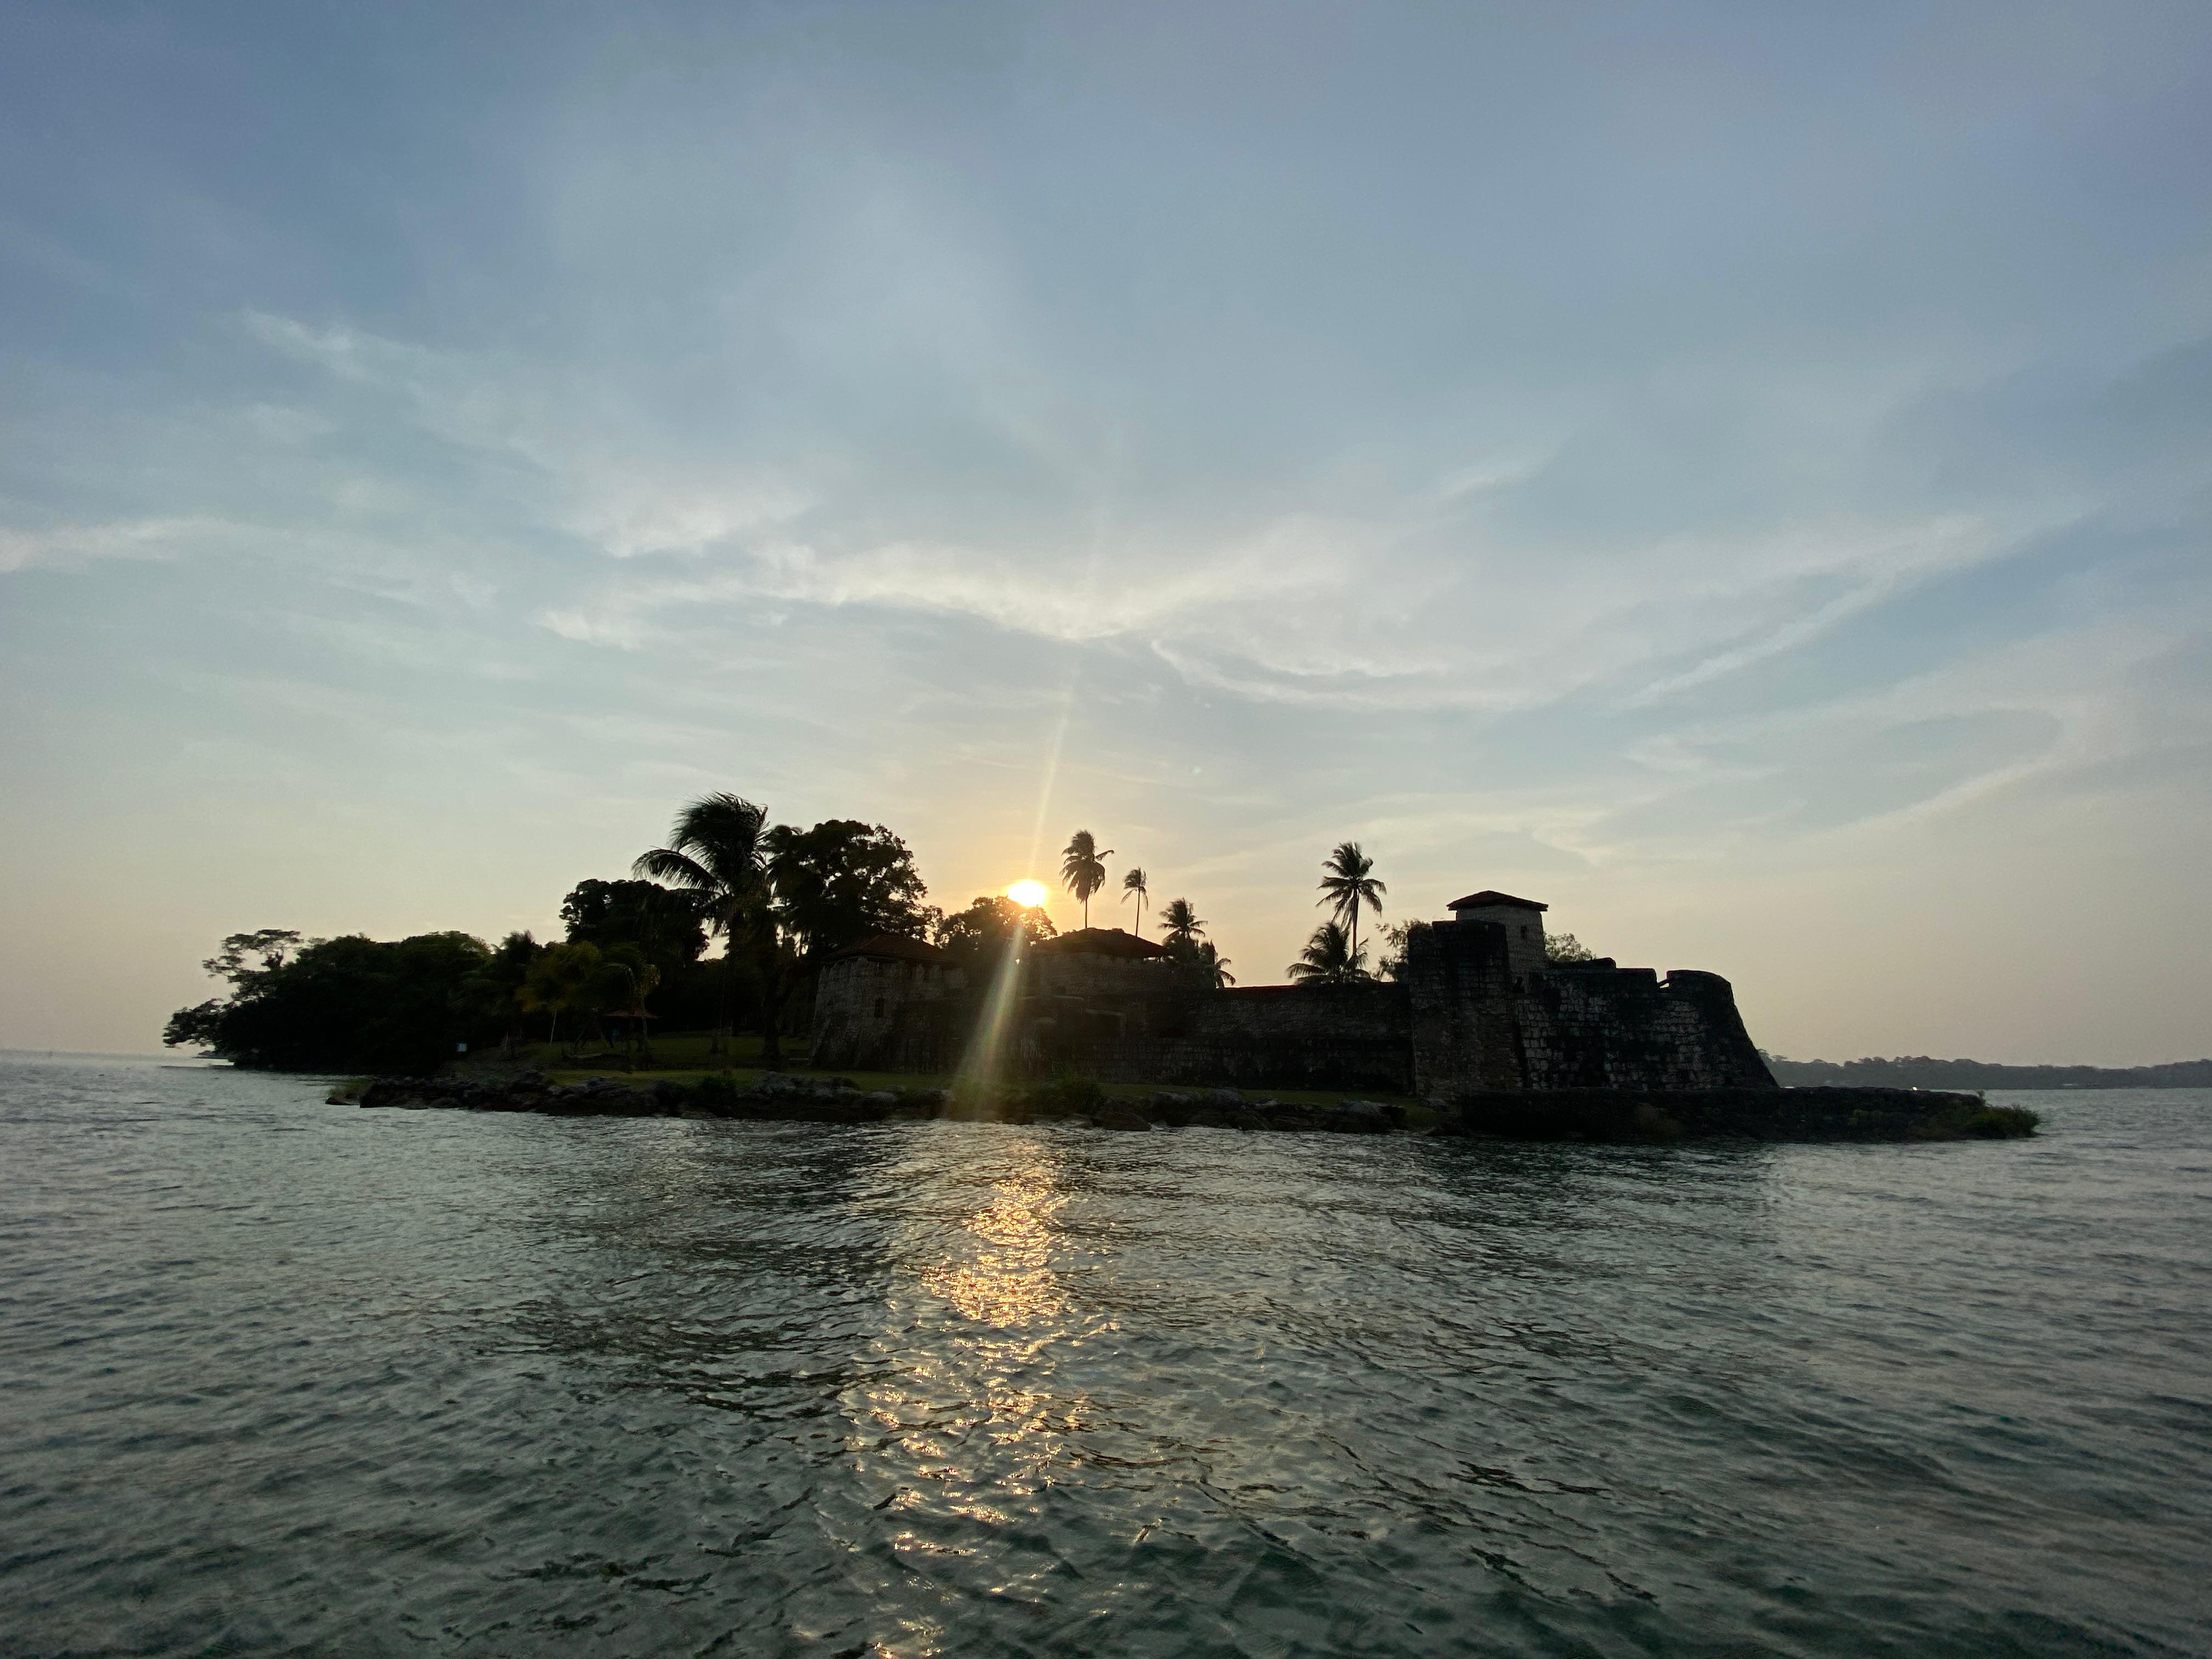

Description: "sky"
2 1 2208 1063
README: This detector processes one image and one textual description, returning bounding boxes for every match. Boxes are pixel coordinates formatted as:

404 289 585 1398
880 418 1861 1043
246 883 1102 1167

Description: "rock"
756 1072 856 1098
1090 1105 1153 1131
1201 1088 1245 1111
1329 1099 1403 1131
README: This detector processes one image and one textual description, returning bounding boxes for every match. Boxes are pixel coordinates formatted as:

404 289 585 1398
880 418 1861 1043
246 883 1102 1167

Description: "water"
2 1057 2207 1658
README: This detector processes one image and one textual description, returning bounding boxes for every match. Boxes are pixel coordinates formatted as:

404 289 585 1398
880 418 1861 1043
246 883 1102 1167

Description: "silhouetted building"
809 889 1773 1096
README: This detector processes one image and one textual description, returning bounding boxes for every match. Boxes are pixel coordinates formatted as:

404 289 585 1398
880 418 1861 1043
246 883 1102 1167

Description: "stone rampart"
1514 966 1773 1090
1085 984 1414 1091
809 953 965 1073
811 914 1774 1097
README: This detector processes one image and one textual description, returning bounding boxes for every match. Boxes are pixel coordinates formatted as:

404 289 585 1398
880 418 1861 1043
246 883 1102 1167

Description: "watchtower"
1447 890 1549 981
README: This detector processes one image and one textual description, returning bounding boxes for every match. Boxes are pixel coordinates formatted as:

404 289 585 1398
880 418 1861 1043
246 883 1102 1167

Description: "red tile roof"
827 933 951 966
1447 890 1548 912
1032 927 1170 959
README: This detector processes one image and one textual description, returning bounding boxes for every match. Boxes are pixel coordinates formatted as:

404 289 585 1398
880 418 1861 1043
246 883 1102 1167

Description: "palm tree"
521 940 602 1053
634 792 774 1062
1317 842 1386 963
1121 867 1149 936
1195 940 1235 988
595 945 661 1069
1288 921 1367 984
1060 830 1114 929
1159 898 1204 947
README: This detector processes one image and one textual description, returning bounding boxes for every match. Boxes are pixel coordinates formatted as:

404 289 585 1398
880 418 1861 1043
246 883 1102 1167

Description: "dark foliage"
934 894 1057 976
767 819 939 961
560 878 708 970
164 930 495 1073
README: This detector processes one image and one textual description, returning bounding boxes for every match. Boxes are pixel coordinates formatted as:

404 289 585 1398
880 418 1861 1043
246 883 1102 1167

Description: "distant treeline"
1763 1053 2212 1090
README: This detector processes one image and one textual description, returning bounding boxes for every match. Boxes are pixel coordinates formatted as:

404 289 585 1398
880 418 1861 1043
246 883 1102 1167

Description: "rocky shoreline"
348 1071 1406 1132
345 1073 2037 1141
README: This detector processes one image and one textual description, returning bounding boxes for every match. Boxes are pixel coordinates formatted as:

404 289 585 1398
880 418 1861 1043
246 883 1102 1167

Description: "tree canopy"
164 930 495 1073
767 819 938 960
560 878 708 972
935 894 1058 972
1544 933 1598 964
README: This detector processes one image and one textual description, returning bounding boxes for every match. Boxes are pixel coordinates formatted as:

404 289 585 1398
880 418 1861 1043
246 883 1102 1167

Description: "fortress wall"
1514 969 1775 1091
810 924 1773 1097
1193 984 1412 1041
1404 920 1526 1097
1030 981 1413 1091
808 955 962 1072
1025 952 1178 1019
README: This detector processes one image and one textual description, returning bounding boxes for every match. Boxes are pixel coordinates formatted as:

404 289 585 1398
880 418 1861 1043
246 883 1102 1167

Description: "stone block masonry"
809 894 1778 1097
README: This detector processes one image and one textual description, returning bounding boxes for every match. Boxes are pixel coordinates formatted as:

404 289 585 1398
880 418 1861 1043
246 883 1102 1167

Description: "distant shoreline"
1765 1054 2212 1091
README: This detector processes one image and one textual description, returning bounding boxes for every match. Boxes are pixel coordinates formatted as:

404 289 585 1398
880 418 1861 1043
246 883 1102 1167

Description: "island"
175 792 2038 1143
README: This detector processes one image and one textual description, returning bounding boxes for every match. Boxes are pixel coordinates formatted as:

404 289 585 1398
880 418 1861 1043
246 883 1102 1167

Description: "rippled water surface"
3 1057 2208 1657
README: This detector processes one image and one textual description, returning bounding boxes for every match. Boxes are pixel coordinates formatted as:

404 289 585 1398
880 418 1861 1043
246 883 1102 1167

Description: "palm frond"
632 847 713 889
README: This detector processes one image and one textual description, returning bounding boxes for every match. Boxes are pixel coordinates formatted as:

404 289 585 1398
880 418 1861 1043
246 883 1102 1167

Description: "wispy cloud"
0 516 232 574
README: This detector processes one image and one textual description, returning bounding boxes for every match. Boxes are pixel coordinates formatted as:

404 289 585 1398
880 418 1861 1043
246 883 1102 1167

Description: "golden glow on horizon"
1005 879 1048 909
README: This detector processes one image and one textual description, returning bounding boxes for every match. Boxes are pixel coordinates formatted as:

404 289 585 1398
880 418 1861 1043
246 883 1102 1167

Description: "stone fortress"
809 888 1775 1098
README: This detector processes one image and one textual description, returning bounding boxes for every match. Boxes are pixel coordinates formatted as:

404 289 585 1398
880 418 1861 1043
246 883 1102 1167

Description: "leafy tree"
766 819 938 961
1316 843 1385 963
1288 920 1368 984
936 894 1057 977
1121 867 1149 936
1545 932 1598 964
458 930 543 1056
633 792 775 1060
1376 919 1429 980
1059 830 1113 929
163 930 495 1073
559 878 708 976
1158 898 1204 947
204 929 307 984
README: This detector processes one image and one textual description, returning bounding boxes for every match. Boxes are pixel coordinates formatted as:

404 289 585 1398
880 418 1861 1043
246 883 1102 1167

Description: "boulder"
1331 1099 1404 1132
1089 1104 1154 1132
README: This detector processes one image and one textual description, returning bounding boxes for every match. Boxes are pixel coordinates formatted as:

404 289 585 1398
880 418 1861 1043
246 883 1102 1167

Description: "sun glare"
1006 879 1049 910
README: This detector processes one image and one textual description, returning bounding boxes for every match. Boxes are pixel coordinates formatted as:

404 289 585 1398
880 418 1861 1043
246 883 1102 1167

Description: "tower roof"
1447 890 1548 912
827 933 950 965
1032 927 1169 959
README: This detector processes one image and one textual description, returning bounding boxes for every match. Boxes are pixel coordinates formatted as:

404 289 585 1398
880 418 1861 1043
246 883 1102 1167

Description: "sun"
1006 879 1049 910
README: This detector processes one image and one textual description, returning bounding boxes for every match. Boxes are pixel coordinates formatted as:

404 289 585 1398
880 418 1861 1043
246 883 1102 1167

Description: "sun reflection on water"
918 1151 1070 1329
845 1132 1105 1618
